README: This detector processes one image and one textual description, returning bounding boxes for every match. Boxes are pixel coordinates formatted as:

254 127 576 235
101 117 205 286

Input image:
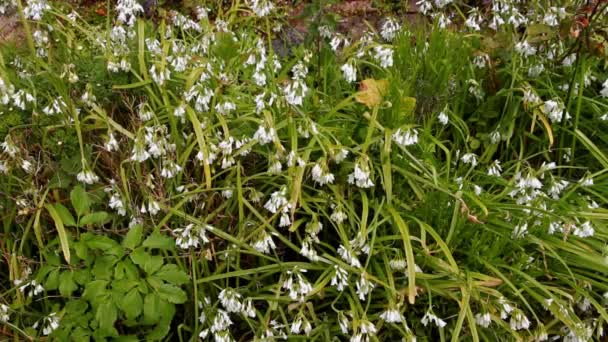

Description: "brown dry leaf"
355 79 389 108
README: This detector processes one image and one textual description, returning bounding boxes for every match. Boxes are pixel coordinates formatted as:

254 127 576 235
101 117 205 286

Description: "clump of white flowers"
512 222 528 239
355 273 375 300
264 187 293 227
380 17 401 41
247 0 273 17
392 128 419 147
543 99 567 123
421 310 447 328
460 152 478 167
600 79 608 98
77 168 100 184
282 269 313 302
283 61 309 106
509 310 530 331
487 160 502 177
341 62 357 83
348 158 374 188
116 0 143 26
373 46 394 68
475 312 491 327
351 319 376 342
33 312 60 336
379 306 404 323
573 221 594 238
251 230 276 254
174 223 211 249
514 40 536 57
311 160 335 186
23 0 49 21
0 304 10 323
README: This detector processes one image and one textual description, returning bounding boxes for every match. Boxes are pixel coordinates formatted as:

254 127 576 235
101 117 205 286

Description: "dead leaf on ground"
355 78 389 108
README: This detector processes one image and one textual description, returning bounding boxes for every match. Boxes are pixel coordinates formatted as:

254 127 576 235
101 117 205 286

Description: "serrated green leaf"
156 283 187 304
59 270 78 297
70 185 90 217
142 230 175 250
80 211 110 226
122 224 143 250
153 264 190 285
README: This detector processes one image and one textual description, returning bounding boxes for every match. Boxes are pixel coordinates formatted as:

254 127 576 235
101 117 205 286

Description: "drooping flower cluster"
174 223 211 250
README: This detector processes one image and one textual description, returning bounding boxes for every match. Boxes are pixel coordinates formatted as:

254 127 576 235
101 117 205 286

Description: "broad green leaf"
71 327 90 342
92 255 120 280
122 259 140 280
83 280 108 302
65 299 89 316
147 299 175 339
111 278 139 293
142 230 175 250
45 204 71 264
70 185 90 217
73 269 91 285
84 234 124 256
143 293 161 324
45 269 60 290
74 241 90 261
96 302 118 336
80 211 110 226
156 283 187 304
59 270 78 297
153 264 190 285
121 289 143 320
147 320 171 340
143 255 164 275
129 247 149 267
122 224 143 249
53 203 77 227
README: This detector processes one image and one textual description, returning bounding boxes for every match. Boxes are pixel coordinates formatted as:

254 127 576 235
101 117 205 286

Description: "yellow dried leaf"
355 79 389 108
